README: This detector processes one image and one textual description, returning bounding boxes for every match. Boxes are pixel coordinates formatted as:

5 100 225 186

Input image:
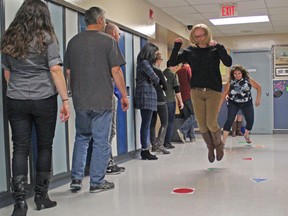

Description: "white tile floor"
1 134 288 216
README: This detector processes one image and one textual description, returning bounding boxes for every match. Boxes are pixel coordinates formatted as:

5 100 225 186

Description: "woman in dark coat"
135 43 159 160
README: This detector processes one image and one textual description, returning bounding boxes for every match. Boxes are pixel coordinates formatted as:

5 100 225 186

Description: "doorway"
231 50 273 134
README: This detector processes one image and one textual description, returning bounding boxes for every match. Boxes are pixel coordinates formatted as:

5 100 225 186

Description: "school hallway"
1 134 288 216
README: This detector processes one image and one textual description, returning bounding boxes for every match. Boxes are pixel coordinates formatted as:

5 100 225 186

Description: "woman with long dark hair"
135 43 160 160
1 0 69 215
219 65 261 144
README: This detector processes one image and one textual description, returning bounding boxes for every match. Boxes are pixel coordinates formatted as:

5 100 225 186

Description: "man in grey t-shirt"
65 7 129 193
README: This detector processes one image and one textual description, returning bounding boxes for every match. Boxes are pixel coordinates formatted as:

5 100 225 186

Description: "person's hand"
175 38 183 43
121 97 129 111
209 40 217 46
179 102 184 110
255 99 260 107
218 105 222 113
60 101 70 122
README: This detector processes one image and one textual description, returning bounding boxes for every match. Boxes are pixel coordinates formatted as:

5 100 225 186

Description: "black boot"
150 125 157 152
34 172 57 210
11 175 28 216
231 121 237 137
201 131 215 163
140 150 158 160
210 129 225 161
236 121 244 136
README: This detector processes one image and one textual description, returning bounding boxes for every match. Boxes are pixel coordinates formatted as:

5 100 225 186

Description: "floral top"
228 77 252 103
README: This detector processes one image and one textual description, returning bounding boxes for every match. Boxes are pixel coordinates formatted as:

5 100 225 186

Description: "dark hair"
166 60 171 67
137 43 159 63
84 7 105 25
1 0 56 58
230 65 249 80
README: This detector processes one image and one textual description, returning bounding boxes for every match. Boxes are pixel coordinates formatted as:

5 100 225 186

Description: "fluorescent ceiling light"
210 15 269 25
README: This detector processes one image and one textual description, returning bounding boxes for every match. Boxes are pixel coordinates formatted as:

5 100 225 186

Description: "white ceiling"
146 0 288 37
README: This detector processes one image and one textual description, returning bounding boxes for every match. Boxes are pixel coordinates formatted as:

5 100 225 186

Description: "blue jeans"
140 109 153 149
7 95 58 177
180 115 196 139
164 101 176 145
223 100 254 132
180 99 196 139
71 110 112 186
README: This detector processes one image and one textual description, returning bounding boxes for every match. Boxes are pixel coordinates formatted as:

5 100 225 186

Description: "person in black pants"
150 52 170 154
163 61 184 149
219 65 262 145
1 1 70 215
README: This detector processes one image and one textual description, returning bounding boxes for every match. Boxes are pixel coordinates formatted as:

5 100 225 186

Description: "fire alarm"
149 9 154 19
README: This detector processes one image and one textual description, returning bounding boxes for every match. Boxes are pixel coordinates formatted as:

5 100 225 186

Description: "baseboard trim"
273 130 288 134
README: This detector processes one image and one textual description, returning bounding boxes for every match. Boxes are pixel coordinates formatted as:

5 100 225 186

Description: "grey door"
231 50 273 134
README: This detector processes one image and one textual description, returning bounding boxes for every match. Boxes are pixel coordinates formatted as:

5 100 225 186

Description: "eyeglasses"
193 34 206 39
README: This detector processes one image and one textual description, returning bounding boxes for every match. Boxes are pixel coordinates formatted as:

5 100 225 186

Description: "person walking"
163 61 184 149
219 65 261 144
135 43 160 160
1 0 70 215
65 7 129 193
176 62 197 142
169 23 232 162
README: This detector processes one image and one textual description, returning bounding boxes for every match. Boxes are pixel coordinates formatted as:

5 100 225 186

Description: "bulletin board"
272 44 288 79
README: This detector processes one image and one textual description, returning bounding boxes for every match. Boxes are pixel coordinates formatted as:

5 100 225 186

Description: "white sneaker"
177 129 185 143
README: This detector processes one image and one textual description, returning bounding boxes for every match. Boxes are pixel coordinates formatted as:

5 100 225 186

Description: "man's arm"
111 66 129 111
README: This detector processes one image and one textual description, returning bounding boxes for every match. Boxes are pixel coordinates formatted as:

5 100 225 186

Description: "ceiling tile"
146 0 288 36
146 0 188 7
162 6 198 15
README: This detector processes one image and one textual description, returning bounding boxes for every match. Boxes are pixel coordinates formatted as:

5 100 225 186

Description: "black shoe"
106 165 121 175
90 180 114 193
12 201 28 216
140 150 158 160
34 192 57 210
164 143 175 149
70 179 82 192
118 165 125 172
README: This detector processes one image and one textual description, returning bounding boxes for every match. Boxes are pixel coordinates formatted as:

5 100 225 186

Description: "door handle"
266 92 269 96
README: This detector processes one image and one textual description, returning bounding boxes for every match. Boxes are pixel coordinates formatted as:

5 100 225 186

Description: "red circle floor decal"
172 188 195 194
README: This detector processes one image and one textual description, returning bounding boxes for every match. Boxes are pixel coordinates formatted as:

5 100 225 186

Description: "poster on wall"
273 80 288 129
272 44 288 79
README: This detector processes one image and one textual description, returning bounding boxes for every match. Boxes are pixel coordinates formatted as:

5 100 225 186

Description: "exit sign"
220 3 238 17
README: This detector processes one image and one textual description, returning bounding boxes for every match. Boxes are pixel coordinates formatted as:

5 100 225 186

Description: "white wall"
215 33 288 50
65 0 190 40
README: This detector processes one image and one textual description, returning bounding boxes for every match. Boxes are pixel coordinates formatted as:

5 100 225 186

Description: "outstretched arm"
250 78 262 107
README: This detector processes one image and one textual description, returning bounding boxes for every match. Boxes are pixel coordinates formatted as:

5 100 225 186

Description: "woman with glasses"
169 23 232 163
150 52 170 155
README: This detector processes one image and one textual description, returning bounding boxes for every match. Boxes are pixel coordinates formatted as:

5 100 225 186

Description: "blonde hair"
189 23 212 46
